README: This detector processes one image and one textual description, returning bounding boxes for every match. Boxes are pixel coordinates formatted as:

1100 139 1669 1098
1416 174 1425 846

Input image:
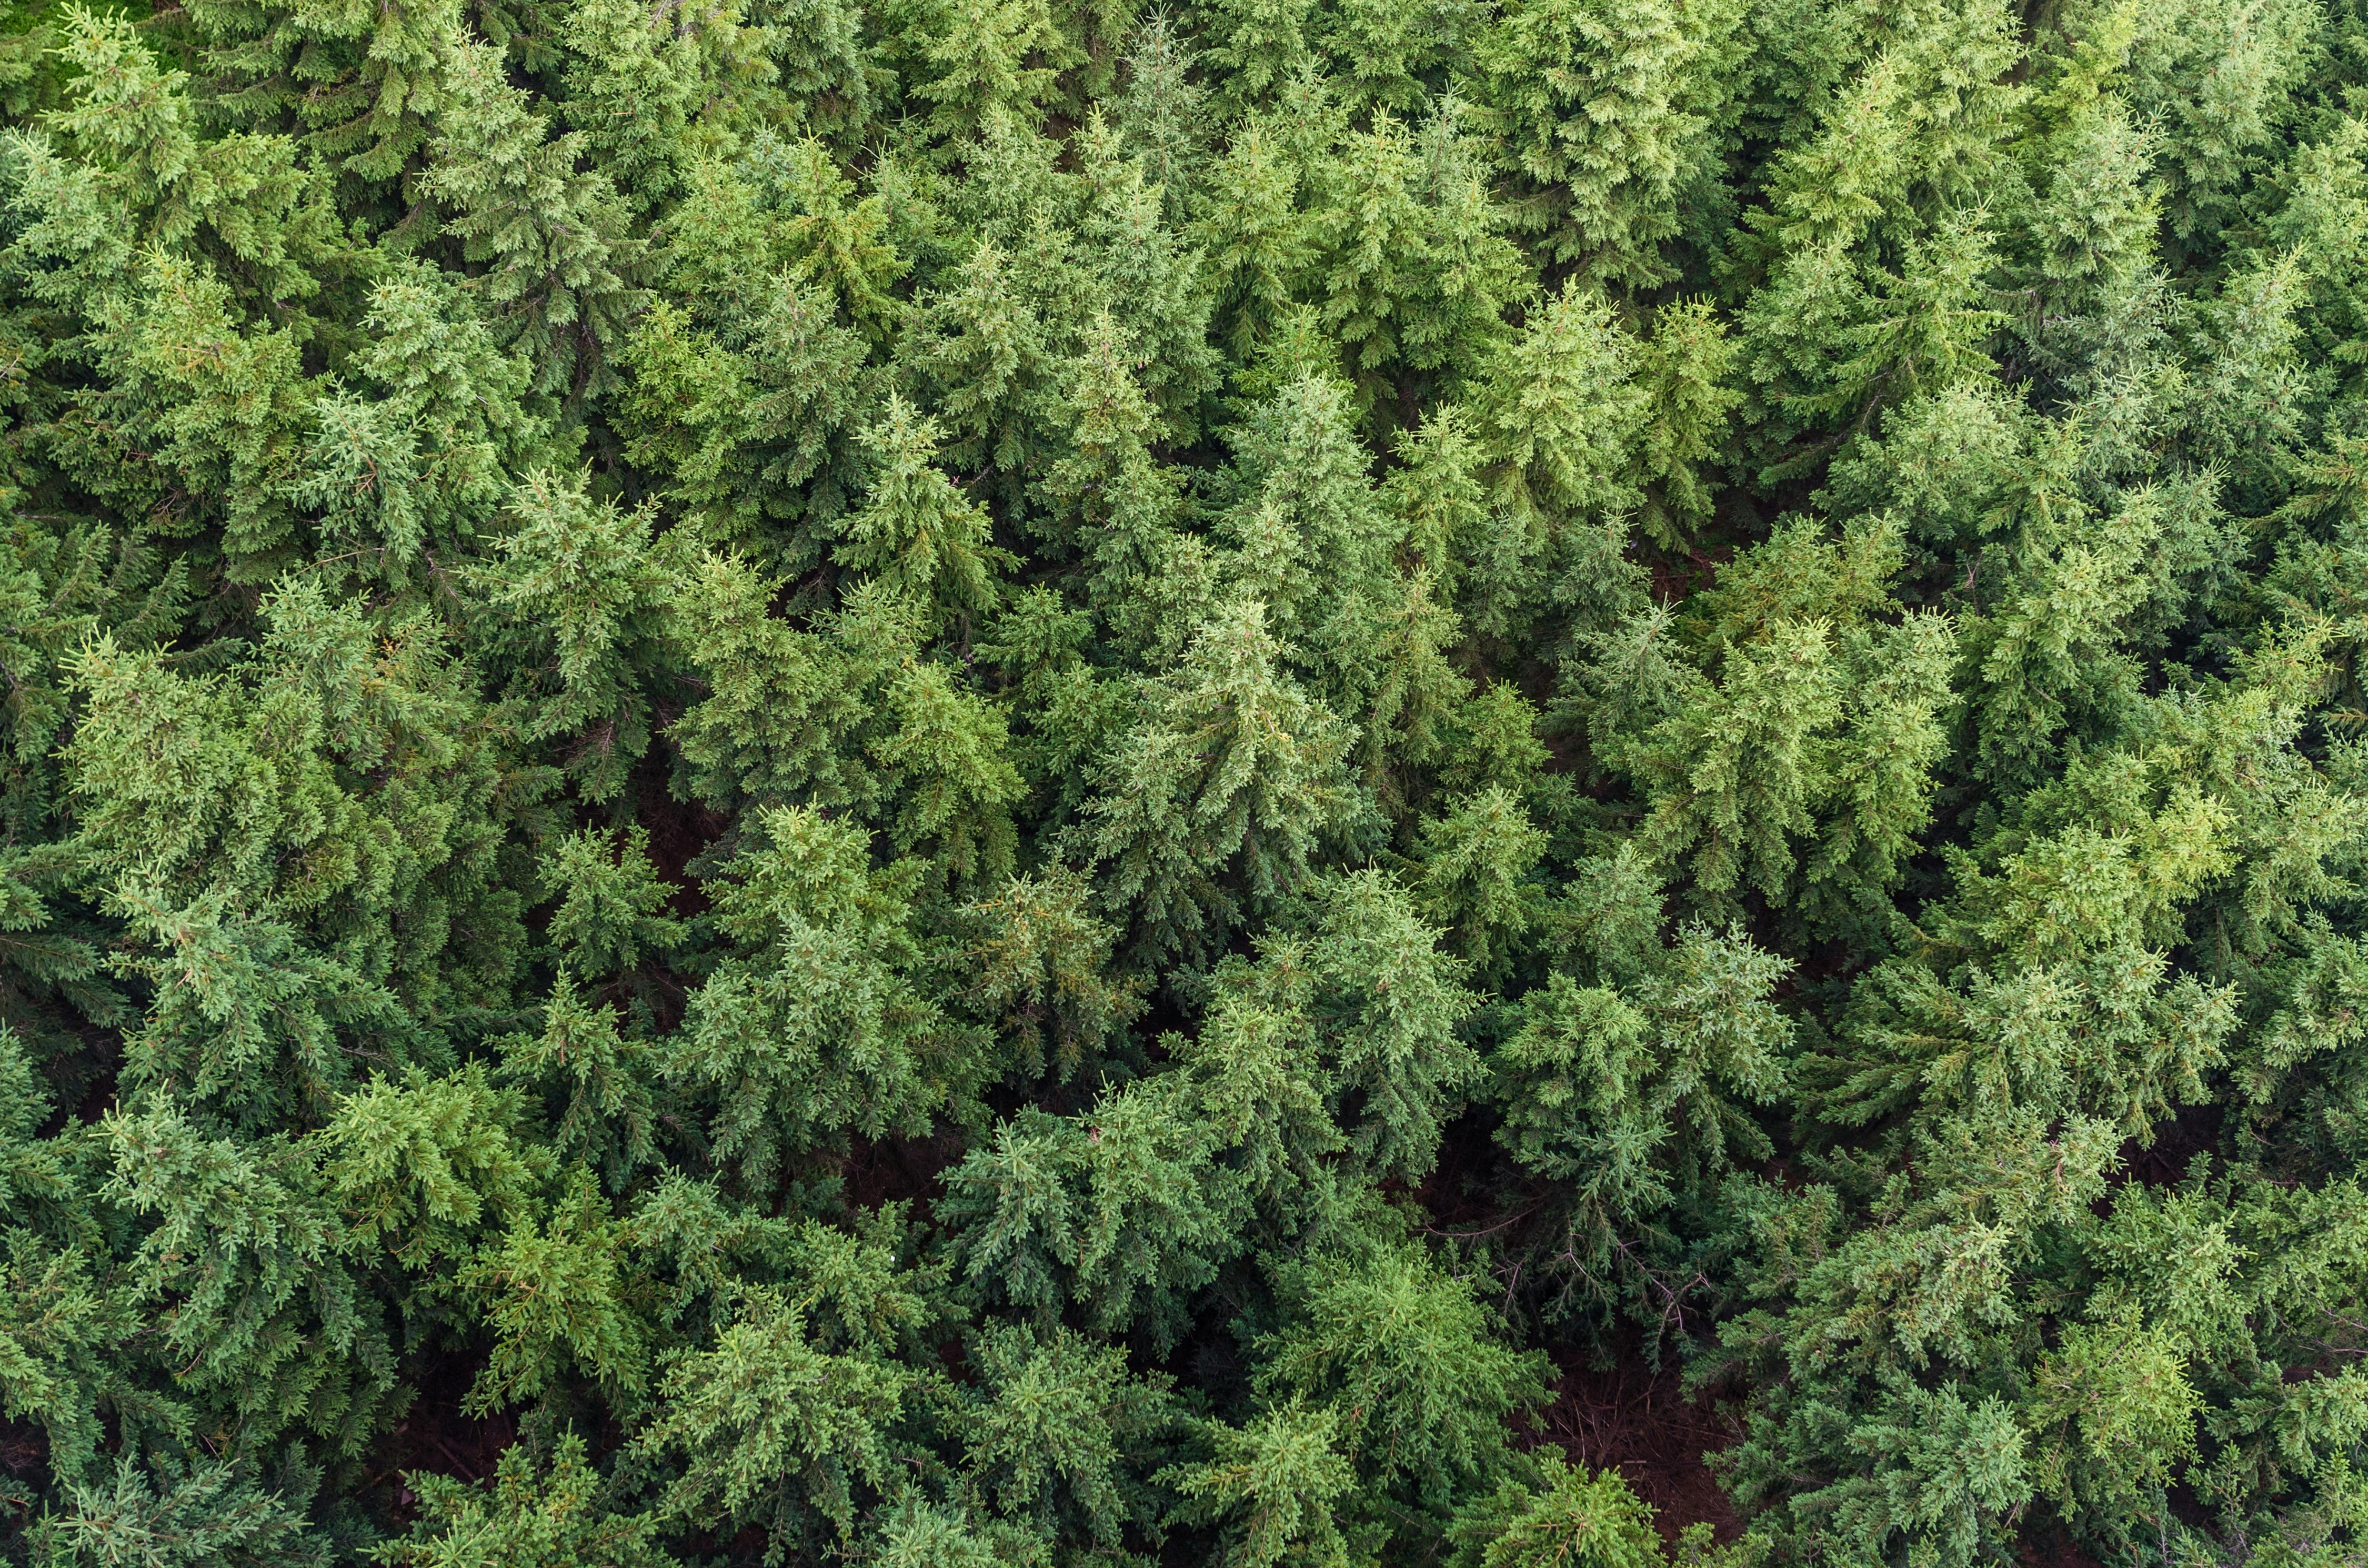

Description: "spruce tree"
1 3 2366 1566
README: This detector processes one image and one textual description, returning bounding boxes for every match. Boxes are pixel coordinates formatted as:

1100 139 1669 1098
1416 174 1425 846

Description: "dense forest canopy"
0 0 2360 1561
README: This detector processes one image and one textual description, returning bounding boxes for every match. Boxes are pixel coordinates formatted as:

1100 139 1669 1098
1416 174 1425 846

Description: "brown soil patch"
1534 1346 1743 1547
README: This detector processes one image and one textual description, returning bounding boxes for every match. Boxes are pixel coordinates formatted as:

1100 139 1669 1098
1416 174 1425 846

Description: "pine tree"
2 0 2367 1562
298 259 551 590
875 658 1026 886
618 270 878 569
66 585 528 1123
1417 785 1547 984
463 1171 648 1411
1489 922 1790 1316
382 1431 676 1568
634 1285 917 1556
1162 1402 1358 1568
956 1322 1179 1545
1193 126 1316 364
1610 617 1843 914
497 970 661 1192
1255 1242 1552 1511
771 137 907 343
482 469 673 801
1115 15 1207 219
939 1073 1249 1348
1197 0 1316 112
900 236 1060 489
1447 1453 1668 1568
1466 282 1647 621
34 1456 330 1568
958 868 1144 1081
426 36 647 400
560 0 766 215
668 805 980 1189
1472 0 1717 289
102 1097 396 1451
836 395 1015 631
320 1061 540 1275
1289 869 1481 1182
1077 597 1354 962
1215 372 1401 701
1173 961 1342 1223
912 0 1073 145
1627 298 1739 550
664 552 900 811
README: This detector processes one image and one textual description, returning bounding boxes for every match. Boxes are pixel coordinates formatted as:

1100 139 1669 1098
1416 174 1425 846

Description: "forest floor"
1535 1336 1741 1545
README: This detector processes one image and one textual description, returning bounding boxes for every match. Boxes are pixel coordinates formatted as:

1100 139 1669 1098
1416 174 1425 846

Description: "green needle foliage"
0 1 2360 1566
